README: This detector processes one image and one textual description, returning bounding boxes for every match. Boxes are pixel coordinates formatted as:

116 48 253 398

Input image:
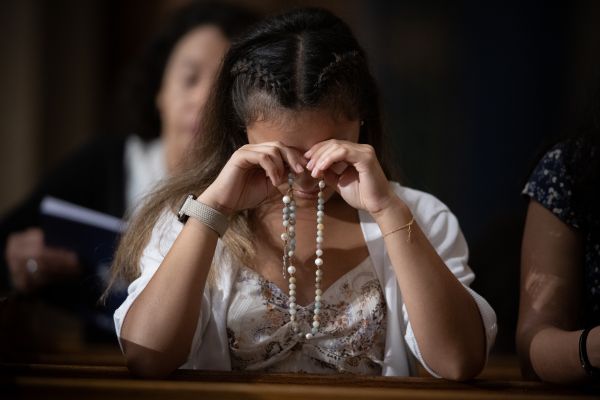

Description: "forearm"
374 199 486 380
526 326 600 383
120 218 218 377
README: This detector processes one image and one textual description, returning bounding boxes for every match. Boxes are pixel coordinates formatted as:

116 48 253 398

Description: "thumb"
322 170 340 192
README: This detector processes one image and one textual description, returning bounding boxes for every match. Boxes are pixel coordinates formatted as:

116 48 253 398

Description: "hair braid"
231 58 284 95
315 50 361 89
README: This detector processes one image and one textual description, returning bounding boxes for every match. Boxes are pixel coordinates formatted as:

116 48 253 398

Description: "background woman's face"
157 25 230 173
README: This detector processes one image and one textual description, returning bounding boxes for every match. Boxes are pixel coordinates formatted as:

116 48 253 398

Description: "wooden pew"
1 295 598 399
2 361 598 400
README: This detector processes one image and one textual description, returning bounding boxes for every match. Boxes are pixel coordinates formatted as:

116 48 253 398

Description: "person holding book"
110 8 497 379
517 93 600 383
0 2 257 328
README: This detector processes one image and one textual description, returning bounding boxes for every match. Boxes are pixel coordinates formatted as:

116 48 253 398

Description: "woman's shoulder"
522 140 580 228
528 140 572 179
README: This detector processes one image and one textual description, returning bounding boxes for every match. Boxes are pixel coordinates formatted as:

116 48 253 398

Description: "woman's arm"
516 199 599 383
304 140 489 380
119 196 220 378
119 142 306 378
373 198 486 381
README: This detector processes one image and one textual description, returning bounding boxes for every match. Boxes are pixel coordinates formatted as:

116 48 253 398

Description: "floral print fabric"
226 257 386 374
523 141 600 325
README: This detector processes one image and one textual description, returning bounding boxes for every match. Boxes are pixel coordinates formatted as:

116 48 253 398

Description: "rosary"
281 173 326 340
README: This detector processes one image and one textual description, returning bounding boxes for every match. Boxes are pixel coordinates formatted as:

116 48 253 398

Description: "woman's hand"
5 228 80 292
199 142 306 214
304 139 396 214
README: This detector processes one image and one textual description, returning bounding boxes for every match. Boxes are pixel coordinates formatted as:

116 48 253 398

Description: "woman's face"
157 25 230 174
246 108 360 206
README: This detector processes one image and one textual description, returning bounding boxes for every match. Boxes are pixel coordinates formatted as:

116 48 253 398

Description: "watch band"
177 194 228 237
579 327 600 378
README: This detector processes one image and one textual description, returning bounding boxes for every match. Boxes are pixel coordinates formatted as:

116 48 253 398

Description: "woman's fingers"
254 142 306 175
5 228 81 292
310 146 347 177
304 141 329 169
274 144 306 174
255 152 283 186
207 141 311 212
330 161 350 175
322 169 340 189
236 146 282 186
244 142 307 180
307 141 371 178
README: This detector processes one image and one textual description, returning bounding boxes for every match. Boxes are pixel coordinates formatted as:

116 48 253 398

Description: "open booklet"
40 196 125 270
40 196 128 334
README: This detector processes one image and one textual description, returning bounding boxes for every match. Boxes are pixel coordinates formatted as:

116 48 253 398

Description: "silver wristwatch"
177 194 228 237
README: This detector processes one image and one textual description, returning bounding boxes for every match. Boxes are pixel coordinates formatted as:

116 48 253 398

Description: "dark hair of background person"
108 6 396 288
114 0 259 141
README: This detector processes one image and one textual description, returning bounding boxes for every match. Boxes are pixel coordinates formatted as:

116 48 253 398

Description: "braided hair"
110 7 392 284
197 7 388 173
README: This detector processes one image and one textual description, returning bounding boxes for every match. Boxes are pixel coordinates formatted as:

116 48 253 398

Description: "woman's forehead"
246 109 359 147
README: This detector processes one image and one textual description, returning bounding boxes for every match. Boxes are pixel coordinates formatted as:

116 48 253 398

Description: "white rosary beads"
282 173 326 339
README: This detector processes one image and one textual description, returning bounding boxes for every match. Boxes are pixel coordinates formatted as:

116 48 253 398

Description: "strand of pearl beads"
282 173 326 340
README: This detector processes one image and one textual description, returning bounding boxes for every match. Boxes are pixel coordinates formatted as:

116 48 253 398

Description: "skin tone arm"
118 217 218 378
119 144 305 378
517 200 600 383
307 140 486 380
374 201 485 380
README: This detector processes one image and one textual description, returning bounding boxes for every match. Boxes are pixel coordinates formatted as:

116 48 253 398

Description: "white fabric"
114 182 497 377
124 135 167 213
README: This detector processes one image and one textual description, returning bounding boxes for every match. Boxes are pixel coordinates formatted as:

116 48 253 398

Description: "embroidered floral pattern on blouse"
226 257 387 374
523 141 600 325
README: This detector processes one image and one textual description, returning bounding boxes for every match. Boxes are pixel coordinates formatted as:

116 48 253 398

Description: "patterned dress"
226 257 386 374
522 141 600 326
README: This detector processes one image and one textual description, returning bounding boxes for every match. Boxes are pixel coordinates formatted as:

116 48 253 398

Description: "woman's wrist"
371 195 413 233
197 188 234 217
586 326 600 369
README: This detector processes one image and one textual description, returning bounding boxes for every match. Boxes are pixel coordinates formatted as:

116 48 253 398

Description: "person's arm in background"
517 200 600 383
0 136 126 292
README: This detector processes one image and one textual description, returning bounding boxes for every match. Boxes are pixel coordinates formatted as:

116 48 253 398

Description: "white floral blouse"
226 257 386 374
114 182 498 376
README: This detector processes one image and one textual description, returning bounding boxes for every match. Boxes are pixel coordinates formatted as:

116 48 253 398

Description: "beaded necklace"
281 173 326 339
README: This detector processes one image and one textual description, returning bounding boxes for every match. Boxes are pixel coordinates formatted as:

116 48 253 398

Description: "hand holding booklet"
40 196 125 272
40 196 127 334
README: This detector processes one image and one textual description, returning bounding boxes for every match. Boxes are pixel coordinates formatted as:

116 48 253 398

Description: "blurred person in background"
517 86 600 383
0 1 257 341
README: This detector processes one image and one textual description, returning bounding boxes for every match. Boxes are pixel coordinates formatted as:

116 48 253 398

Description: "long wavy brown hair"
105 7 396 294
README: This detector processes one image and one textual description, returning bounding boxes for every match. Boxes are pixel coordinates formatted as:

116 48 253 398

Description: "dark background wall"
2 0 600 354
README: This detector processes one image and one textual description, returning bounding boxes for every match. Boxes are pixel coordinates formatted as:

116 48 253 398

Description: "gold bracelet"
382 217 415 242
